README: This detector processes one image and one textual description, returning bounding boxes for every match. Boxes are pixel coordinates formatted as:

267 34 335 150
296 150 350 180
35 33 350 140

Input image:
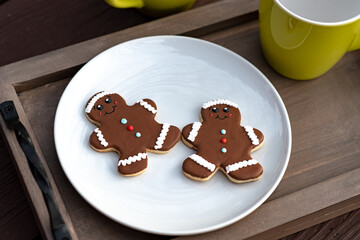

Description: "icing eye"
223 107 229 113
97 105 103 110
105 98 111 104
212 107 219 113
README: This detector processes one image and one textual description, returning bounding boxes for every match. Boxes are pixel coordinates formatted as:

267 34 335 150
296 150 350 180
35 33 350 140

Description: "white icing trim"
85 91 117 113
202 99 238 109
187 122 202 142
154 123 170 150
244 126 260 145
94 128 108 147
225 159 258 173
137 99 157 114
118 152 147 167
189 154 216 172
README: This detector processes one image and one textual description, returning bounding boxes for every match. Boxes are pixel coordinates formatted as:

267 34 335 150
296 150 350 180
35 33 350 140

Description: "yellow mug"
105 0 196 18
259 0 360 80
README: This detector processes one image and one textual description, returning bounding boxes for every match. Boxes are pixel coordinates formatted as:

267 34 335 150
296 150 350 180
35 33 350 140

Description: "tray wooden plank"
15 25 360 238
178 170 360 240
1 0 360 239
0 85 78 240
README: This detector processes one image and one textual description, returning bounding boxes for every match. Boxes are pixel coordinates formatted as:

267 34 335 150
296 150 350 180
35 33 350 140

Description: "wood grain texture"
0 0 217 67
0 134 39 240
0 0 359 239
283 209 360 240
0 0 149 67
1 0 256 89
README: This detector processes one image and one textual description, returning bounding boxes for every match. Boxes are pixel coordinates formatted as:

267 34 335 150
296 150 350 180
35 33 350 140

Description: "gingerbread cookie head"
201 99 241 124
85 91 126 123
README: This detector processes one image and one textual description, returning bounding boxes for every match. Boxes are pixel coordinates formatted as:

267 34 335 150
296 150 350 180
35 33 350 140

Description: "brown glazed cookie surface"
182 99 264 183
85 91 181 176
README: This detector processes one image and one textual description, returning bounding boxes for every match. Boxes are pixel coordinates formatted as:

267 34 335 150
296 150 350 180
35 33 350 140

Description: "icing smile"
215 115 228 120
105 105 117 115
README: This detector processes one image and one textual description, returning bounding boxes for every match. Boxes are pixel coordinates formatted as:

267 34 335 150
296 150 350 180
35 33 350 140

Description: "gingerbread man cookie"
85 91 181 176
181 99 264 183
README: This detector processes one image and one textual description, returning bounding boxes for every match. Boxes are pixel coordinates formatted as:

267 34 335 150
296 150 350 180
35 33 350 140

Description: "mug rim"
275 0 360 26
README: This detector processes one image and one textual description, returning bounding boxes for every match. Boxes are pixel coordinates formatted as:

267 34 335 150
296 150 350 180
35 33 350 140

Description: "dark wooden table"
0 0 359 239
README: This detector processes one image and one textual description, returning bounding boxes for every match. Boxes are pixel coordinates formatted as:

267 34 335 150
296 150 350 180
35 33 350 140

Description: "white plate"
54 36 291 235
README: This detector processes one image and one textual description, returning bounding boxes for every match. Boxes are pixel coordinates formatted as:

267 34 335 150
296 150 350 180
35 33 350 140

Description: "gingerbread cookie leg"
148 123 181 153
182 152 218 181
222 159 263 183
117 152 148 176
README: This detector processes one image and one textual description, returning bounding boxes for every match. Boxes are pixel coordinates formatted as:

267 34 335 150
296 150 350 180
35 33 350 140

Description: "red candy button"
221 138 227 143
127 125 134 131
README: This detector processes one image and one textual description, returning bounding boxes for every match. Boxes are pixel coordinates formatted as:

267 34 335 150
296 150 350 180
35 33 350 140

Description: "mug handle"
105 0 144 8
349 32 360 51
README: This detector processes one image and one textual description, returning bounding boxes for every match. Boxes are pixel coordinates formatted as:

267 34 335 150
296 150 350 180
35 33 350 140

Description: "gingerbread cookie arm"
181 122 202 147
253 128 264 145
89 127 111 151
243 126 264 150
148 123 181 152
136 98 157 115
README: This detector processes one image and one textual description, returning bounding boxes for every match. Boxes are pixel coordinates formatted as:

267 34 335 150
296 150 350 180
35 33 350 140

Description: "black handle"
0 101 71 240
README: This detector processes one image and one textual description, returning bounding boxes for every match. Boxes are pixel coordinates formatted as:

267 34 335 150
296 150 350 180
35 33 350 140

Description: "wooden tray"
1 0 359 239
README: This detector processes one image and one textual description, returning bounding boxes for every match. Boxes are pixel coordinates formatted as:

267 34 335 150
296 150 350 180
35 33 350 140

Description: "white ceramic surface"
277 0 360 25
54 36 291 235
